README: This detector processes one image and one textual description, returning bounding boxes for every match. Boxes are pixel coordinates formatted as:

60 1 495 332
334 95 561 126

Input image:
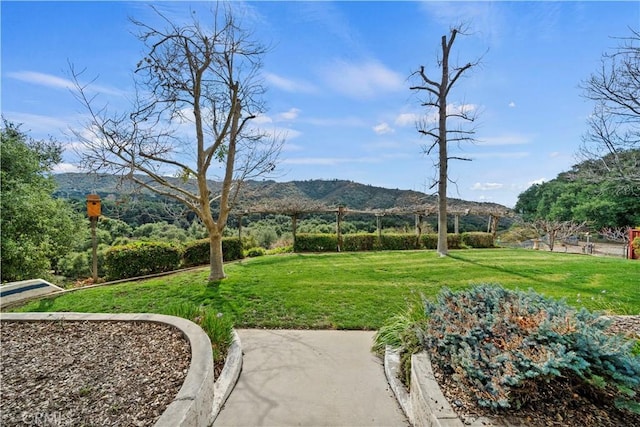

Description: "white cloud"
395 113 419 127
528 178 546 186
52 162 82 173
253 114 273 125
301 116 367 127
468 151 530 160
320 60 403 99
283 142 304 152
549 151 561 158
373 122 394 135
471 182 504 191
477 133 532 146
265 73 317 94
3 112 69 136
276 108 301 121
508 101 516 108
283 156 379 166
8 71 123 96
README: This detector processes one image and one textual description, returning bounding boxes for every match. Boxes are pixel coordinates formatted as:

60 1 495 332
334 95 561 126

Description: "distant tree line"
515 149 640 230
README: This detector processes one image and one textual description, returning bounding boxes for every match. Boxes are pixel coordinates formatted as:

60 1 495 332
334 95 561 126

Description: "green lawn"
11 249 640 329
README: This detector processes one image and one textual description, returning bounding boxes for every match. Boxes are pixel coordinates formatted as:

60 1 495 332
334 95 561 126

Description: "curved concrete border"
212 330 243 422
0 312 215 427
384 348 497 427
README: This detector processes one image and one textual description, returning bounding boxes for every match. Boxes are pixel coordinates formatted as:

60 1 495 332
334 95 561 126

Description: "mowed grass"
11 249 640 329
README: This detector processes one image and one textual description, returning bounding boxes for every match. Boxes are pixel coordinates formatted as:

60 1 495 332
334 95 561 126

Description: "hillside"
53 173 510 213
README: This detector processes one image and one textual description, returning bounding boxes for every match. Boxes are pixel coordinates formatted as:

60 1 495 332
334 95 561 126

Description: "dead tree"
580 28 640 190
71 5 282 281
410 25 482 256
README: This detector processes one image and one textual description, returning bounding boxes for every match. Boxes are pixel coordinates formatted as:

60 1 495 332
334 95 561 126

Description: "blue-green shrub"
294 234 338 252
104 241 181 280
461 232 495 248
419 285 640 412
182 238 244 267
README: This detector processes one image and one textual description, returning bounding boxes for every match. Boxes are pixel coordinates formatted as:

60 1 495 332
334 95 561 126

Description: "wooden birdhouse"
86 194 101 218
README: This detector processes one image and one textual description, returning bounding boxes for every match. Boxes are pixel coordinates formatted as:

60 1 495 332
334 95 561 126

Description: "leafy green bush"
182 238 244 267
633 237 640 258
294 233 338 252
104 241 182 280
245 247 266 257
419 285 640 412
342 234 378 251
58 245 108 279
266 245 294 255
420 233 462 249
379 234 420 250
461 232 495 248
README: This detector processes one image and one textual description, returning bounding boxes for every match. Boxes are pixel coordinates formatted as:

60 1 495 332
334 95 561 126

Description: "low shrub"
461 232 495 248
182 238 244 267
294 234 338 252
420 233 462 249
104 241 182 280
418 285 640 412
420 234 438 249
342 234 378 251
633 237 640 258
245 247 266 257
373 293 428 385
266 245 294 255
379 234 420 250
163 303 233 367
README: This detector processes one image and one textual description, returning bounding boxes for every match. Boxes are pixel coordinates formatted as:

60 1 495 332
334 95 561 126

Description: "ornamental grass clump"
420 285 640 413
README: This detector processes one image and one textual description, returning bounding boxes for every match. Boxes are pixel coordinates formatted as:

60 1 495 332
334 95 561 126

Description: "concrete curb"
384 347 413 424
211 330 243 423
383 348 498 427
0 312 215 427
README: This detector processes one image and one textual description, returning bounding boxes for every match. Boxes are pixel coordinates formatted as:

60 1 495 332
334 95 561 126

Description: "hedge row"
294 232 492 253
182 238 244 267
104 238 244 280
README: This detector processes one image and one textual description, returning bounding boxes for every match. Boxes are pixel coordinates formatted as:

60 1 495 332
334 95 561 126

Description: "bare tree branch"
70 4 282 281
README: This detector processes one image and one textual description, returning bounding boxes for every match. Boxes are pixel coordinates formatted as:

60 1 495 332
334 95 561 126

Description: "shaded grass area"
11 249 640 329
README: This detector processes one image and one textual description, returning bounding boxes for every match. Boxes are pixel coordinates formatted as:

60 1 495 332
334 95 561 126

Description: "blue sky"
2 1 639 207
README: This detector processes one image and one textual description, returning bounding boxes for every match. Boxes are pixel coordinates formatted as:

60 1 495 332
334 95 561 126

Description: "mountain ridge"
53 172 511 213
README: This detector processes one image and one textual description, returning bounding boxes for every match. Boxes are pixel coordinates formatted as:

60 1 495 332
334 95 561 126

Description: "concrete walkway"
214 329 409 427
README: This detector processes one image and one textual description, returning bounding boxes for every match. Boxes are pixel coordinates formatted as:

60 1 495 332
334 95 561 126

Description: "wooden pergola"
232 198 515 246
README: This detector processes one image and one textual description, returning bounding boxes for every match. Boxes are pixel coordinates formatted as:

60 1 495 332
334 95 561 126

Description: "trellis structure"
232 198 515 248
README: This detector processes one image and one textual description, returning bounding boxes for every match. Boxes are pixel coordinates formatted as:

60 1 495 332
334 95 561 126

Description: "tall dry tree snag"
71 6 281 281
580 28 640 190
410 26 481 256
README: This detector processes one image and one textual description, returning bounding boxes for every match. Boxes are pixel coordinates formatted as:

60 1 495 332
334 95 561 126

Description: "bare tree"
531 220 587 252
410 26 482 256
71 5 282 281
600 226 632 258
580 28 640 189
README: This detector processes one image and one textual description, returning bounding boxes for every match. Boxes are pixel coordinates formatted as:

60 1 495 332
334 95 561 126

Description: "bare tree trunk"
208 230 225 281
437 35 450 257
411 27 480 257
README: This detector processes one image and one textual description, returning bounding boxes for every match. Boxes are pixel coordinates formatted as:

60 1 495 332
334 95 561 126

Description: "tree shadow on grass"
446 253 557 286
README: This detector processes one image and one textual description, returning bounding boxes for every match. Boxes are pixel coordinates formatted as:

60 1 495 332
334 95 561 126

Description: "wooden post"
291 214 298 248
86 194 101 282
336 206 344 252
